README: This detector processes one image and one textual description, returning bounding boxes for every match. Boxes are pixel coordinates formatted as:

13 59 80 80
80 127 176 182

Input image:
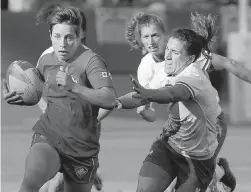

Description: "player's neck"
152 53 164 63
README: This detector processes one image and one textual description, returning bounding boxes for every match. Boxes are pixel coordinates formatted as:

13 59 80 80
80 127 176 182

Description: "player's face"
164 37 194 75
50 23 81 62
140 24 166 56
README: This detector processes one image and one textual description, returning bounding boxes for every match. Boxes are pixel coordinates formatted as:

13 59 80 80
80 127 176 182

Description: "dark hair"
36 3 86 38
170 12 217 61
125 12 166 54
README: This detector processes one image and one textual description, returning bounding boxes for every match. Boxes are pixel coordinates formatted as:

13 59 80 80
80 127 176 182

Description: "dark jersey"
33 46 114 157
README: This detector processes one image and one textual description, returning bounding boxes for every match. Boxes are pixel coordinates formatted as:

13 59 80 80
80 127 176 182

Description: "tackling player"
2 5 116 192
118 13 222 191
125 11 251 191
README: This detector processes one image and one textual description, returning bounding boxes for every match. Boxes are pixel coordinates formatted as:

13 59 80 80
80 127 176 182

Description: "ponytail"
191 12 218 53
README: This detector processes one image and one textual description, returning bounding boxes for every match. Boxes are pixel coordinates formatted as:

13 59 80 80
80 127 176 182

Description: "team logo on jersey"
74 166 88 179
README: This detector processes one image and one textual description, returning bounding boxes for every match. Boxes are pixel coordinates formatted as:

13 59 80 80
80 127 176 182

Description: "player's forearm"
147 85 191 104
118 92 147 109
228 60 251 84
72 84 116 109
212 54 251 84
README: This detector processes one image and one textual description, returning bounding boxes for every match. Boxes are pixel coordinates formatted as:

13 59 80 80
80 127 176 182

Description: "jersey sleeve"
137 58 153 87
175 74 202 99
85 55 114 89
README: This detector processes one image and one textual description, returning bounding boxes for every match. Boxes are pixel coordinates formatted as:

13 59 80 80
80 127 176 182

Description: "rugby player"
126 11 251 191
2 5 116 192
35 4 103 192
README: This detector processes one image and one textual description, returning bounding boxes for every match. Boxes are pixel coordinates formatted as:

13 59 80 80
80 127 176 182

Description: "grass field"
2 75 251 192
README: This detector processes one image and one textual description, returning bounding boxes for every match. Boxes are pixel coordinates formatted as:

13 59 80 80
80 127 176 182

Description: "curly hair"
125 12 165 54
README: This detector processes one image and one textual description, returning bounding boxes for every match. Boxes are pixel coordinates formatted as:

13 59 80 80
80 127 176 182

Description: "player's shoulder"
77 46 105 63
40 47 54 58
37 47 55 67
175 64 204 87
181 63 202 78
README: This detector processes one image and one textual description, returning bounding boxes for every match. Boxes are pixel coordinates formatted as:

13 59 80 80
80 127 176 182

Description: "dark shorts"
31 133 99 184
214 112 228 157
144 139 216 192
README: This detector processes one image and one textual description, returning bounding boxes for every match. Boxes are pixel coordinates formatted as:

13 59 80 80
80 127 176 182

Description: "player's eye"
67 36 74 40
54 35 61 40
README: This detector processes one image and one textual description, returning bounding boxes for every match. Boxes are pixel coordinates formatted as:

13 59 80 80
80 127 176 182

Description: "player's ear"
49 30 52 39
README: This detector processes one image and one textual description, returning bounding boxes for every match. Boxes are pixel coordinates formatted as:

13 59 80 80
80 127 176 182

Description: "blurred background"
1 1 251 192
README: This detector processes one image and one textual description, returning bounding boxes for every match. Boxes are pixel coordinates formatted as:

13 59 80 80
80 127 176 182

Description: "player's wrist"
71 82 79 92
115 99 122 109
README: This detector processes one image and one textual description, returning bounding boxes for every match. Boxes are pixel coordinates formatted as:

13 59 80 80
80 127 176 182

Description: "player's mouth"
148 46 158 51
58 50 68 56
165 59 172 65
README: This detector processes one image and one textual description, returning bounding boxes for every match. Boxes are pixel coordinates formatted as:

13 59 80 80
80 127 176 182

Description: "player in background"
2 5 116 192
35 4 103 192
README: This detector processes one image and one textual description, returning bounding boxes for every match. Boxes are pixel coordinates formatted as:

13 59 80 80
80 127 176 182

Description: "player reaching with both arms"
2 5 116 192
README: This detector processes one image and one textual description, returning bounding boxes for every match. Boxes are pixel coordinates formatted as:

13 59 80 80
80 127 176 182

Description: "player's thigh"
176 171 200 192
64 178 93 192
136 140 177 192
60 154 98 192
137 162 175 192
24 133 61 184
176 156 216 192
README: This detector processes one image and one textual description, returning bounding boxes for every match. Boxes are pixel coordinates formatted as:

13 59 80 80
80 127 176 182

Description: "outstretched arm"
132 78 192 104
211 53 251 84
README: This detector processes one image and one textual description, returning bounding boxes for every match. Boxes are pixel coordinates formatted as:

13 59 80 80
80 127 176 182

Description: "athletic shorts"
31 132 99 184
214 112 228 157
144 139 216 192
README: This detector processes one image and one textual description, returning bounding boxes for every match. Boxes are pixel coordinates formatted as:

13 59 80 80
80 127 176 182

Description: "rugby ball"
6 60 43 105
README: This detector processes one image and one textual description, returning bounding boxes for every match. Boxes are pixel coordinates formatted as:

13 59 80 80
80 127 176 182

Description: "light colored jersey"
137 53 165 86
149 63 221 160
